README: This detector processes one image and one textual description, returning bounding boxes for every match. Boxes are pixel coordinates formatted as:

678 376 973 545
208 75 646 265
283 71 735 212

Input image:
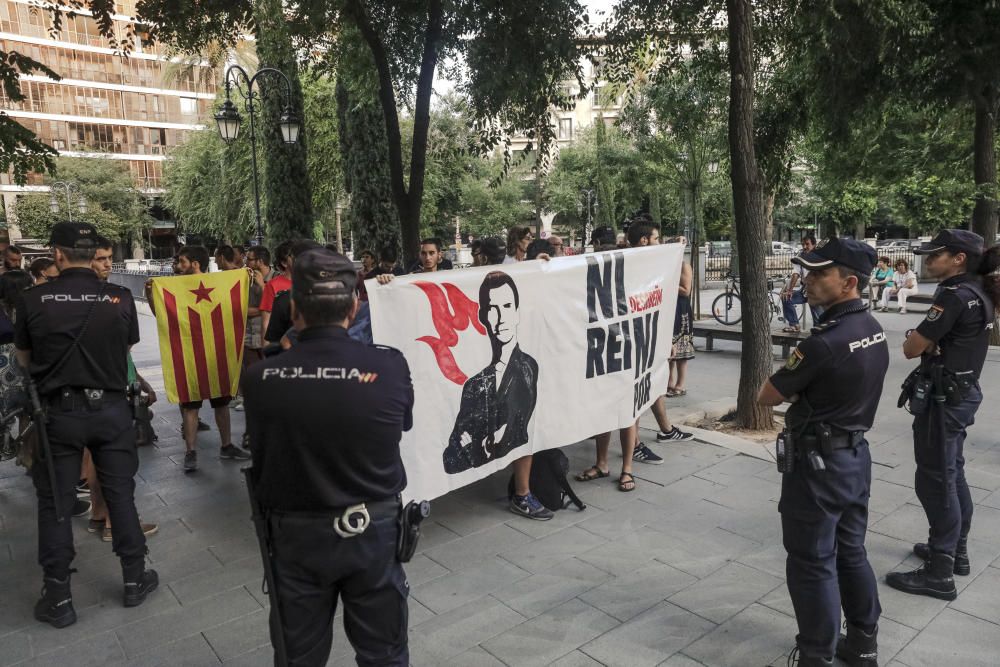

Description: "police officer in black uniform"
758 238 888 667
16 222 157 629
886 230 998 600
243 248 414 666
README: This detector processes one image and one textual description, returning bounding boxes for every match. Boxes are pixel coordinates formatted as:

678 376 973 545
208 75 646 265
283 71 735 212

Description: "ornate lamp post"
49 181 87 222
214 65 301 247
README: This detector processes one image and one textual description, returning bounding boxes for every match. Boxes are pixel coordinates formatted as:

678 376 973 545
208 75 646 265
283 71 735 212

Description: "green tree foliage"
162 125 255 243
15 157 151 241
792 1 1000 242
545 124 644 231
163 73 339 245
337 75 399 257
457 156 534 240
130 0 589 264
253 0 314 242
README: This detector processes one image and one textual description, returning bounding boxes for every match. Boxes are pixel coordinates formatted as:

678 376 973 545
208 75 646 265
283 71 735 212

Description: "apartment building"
0 0 216 254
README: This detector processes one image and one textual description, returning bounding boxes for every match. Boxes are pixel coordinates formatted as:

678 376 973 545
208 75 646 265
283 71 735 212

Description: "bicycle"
711 273 804 326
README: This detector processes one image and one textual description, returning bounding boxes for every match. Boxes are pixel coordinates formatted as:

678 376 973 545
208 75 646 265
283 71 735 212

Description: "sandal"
575 466 609 482
666 386 679 396
618 472 635 492
781 326 800 333
672 389 687 396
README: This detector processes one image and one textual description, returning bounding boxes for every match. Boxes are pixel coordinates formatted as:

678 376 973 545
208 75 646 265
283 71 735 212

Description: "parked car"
770 241 797 254
877 240 912 249
708 241 732 256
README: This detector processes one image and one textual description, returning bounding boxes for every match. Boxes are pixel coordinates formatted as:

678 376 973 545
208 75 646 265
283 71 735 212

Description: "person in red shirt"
260 241 293 335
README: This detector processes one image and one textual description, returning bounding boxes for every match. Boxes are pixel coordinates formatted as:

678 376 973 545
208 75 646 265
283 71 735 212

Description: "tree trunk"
727 0 775 430
349 0 442 266
971 94 999 244
254 0 314 243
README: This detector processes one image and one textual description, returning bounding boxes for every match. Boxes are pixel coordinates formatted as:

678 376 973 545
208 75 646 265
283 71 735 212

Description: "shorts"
180 395 232 410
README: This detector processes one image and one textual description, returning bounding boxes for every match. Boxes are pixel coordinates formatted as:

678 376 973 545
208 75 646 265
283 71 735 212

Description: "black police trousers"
269 511 408 667
33 397 146 580
779 441 880 659
913 384 981 556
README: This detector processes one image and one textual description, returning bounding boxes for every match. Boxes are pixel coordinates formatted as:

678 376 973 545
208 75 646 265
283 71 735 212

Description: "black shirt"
243 325 414 510
915 273 994 377
769 299 889 433
264 290 292 343
15 268 139 394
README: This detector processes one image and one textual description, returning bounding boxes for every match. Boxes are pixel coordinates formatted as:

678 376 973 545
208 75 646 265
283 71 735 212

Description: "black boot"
123 568 159 608
836 623 878 667
913 536 970 576
788 646 833 666
34 575 77 628
886 551 957 600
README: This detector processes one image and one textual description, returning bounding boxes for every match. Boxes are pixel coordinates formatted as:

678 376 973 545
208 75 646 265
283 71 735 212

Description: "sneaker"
632 442 664 465
197 419 211 432
72 499 91 518
183 450 198 472
105 522 157 543
219 444 251 460
88 518 105 533
656 427 695 442
509 493 554 521
899 308 907 314
230 396 244 411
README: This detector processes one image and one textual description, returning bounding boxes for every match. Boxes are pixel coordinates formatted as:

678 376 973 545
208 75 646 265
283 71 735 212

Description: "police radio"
776 431 795 474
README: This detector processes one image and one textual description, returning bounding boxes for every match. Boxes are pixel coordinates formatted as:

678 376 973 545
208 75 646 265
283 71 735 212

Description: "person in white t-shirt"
879 258 919 313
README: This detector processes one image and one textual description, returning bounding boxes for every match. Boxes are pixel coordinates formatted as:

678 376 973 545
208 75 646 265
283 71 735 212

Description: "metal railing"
704 247 918 282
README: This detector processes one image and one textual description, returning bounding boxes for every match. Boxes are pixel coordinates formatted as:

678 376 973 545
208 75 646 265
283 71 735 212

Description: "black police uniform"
767 239 889 663
243 249 414 667
911 273 992 551
15 222 156 628
886 230 994 598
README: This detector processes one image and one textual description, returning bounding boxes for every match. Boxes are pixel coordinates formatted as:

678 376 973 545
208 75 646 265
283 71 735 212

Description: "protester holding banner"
244 248 413 666
151 245 251 472
370 221 684 503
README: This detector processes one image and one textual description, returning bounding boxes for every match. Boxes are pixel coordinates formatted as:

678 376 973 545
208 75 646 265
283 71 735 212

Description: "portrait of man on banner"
443 271 538 473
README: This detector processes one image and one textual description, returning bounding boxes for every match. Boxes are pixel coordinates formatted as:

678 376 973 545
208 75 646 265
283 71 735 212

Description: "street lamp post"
580 188 596 251
49 181 87 222
214 64 302 248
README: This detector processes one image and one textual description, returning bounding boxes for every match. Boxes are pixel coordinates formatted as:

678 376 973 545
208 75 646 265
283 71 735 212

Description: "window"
179 97 197 115
592 86 605 109
558 117 573 140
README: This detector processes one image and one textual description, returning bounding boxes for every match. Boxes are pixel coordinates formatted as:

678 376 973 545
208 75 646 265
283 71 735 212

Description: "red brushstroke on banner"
413 281 486 385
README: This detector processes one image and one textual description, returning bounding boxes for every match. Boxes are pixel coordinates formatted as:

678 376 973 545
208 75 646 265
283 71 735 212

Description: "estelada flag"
150 270 249 404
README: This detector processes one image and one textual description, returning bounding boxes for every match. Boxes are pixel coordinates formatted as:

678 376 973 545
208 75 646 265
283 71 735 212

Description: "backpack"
507 448 586 512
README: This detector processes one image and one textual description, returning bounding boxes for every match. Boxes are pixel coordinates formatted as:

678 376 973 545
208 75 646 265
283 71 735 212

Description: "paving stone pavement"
1 309 999 666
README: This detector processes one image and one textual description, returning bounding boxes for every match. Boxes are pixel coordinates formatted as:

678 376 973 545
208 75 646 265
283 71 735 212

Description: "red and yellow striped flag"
150 270 250 404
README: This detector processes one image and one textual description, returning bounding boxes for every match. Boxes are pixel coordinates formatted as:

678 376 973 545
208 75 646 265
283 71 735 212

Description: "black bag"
507 448 586 512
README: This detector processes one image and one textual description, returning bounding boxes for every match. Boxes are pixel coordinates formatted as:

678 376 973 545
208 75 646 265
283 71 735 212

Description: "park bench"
692 320 809 359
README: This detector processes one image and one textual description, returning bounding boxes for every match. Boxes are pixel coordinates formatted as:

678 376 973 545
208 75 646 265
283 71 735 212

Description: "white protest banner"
368 244 684 501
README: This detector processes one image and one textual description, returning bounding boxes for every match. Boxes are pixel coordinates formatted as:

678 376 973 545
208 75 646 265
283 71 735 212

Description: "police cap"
49 221 98 249
912 229 984 257
292 248 356 296
792 237 877 275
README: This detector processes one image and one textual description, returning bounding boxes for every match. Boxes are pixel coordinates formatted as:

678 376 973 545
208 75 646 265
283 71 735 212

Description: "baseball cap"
292 248 356 296
792 237 877 275
49 221 98 249
912 229 984 256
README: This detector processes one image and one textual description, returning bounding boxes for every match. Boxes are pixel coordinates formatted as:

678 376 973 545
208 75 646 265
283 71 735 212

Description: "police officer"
243 248 413 666
758 238 888 667
15 222 157 628
885 230 998 600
